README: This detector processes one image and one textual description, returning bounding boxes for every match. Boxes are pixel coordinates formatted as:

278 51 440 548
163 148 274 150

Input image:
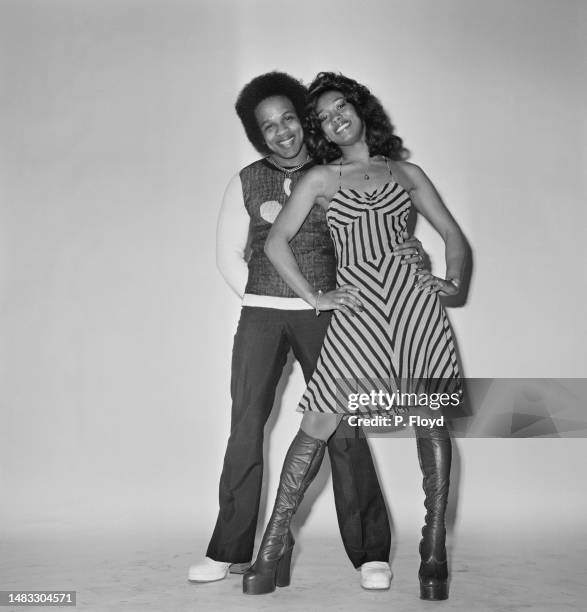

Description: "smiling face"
254 95 307 165
315 90 364 146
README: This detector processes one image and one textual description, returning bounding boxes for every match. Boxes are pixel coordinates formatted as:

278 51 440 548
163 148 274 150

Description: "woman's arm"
400 162 467 294
265 168 363 314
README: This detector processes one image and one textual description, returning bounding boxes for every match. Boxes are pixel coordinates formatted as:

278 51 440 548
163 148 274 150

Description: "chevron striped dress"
298 173 461 415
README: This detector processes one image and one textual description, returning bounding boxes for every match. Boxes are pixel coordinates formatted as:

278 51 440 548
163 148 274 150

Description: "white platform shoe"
360 561 393 590
188 557 250 583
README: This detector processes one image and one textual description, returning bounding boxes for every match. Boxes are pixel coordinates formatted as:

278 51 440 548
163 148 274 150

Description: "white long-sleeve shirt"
216 173 311 309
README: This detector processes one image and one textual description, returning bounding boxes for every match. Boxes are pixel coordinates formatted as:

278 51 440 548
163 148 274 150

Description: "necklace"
339 161 371 180
364 155 389 180
265 155 310 174
364 156 383 180
339 155 389 184
266 155 311 197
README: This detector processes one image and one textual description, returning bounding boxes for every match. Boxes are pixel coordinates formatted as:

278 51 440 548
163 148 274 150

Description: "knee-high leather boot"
416 425 452 600
242 429 326 595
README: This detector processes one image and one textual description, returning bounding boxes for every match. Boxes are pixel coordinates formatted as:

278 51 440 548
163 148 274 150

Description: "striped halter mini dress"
298 163 461 415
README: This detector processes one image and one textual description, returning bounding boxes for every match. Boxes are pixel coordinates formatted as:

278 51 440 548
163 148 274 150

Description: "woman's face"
315 90 364 146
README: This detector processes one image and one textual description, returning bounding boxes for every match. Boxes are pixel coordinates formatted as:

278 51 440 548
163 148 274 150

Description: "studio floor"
2 529 585 612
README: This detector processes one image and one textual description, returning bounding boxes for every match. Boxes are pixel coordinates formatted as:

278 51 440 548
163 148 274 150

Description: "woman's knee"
300 413 341 441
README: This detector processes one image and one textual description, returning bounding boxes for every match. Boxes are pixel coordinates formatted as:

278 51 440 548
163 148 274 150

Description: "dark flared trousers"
206 307 391 568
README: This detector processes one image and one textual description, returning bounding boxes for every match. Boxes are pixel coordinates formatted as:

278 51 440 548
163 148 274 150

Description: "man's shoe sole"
229 562 251 574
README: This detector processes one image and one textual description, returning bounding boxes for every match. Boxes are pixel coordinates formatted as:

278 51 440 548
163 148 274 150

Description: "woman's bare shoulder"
299 163 339 196
394 160 426 179
304 163 337 184
391 160 429 192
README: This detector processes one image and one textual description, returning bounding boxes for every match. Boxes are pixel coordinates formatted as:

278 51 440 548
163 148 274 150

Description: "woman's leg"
300 412 342 440
288 311 391 571
415 423 452 600
242 414 341 595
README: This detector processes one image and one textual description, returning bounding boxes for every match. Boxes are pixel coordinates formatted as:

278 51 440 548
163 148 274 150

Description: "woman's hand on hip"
414 271 460 296
316 285 364 315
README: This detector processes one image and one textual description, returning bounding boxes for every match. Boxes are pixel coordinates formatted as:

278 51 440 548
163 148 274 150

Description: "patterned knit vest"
241 158 336 297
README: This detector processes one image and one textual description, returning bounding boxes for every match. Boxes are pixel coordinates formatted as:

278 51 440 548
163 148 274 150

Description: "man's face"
254 95 307 165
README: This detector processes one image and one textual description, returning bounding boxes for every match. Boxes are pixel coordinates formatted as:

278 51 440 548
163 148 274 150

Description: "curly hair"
235 72 307 155
305 72 407 163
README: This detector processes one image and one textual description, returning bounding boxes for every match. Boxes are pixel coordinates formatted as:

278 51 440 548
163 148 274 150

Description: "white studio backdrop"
1 0 586 545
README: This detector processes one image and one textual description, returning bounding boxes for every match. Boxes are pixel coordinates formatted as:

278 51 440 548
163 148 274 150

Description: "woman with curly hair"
243 72 467 600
